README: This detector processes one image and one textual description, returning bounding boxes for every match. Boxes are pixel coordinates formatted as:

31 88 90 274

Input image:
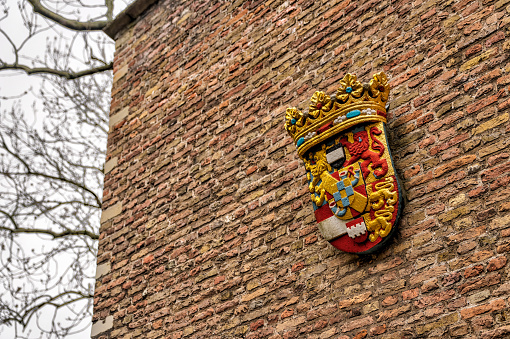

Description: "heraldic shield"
284 72 403 254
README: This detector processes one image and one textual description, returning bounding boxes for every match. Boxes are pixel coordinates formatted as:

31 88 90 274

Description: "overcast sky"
0 1 132 338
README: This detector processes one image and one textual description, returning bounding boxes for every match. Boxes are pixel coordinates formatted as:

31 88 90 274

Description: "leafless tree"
0 0 114 78
0 0 127 338
0 73 110 338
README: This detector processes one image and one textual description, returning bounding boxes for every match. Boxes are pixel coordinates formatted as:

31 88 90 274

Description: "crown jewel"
284 72 390 158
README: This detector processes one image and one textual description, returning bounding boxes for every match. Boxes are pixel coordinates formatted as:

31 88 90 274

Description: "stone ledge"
104 157 118 174
91 315 113 337
109 106 129 130
103 0 160 39
95 262 111 279
100 202 122 224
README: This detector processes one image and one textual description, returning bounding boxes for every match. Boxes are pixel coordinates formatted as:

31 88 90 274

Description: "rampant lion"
304 145 331 206
340 126 388 179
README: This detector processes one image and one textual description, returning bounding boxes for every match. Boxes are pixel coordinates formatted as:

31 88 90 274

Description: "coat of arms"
284 72 403 254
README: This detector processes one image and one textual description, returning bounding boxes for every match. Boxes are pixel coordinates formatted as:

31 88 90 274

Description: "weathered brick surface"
94 0 510 338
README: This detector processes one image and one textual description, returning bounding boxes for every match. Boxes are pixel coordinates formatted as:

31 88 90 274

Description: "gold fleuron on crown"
285 72 390 158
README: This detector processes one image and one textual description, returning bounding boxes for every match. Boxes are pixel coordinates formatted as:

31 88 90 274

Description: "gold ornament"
284 72 390 158
284 71 402 254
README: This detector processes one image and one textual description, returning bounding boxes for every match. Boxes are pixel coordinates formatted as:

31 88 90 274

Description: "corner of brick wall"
93 0 510 338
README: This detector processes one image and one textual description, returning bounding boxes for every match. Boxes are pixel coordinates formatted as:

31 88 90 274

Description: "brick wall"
93 0 510 338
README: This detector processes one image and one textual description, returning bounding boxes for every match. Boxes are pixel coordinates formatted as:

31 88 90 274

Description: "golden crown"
285 72 390 158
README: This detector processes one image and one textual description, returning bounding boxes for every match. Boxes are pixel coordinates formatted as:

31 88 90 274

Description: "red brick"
402 288 419 300
464 264 484 278
434 155 477 177
460 299 505 319
465 44 482 57
466 90 505 114
459 273 501 294
94 2 510 338
486 31 506 47
370 324 386 336
382 295 398 306
487 256 507 271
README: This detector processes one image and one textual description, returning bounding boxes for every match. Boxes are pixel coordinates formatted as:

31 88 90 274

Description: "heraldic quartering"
285 72 403 254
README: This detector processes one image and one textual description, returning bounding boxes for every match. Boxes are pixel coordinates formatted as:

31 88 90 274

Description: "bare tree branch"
0 134 103 207
0 62 113 79
0 225 99 240
27 0 109 31
105 0 114 21
3 170 103 208
1 290 93 328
